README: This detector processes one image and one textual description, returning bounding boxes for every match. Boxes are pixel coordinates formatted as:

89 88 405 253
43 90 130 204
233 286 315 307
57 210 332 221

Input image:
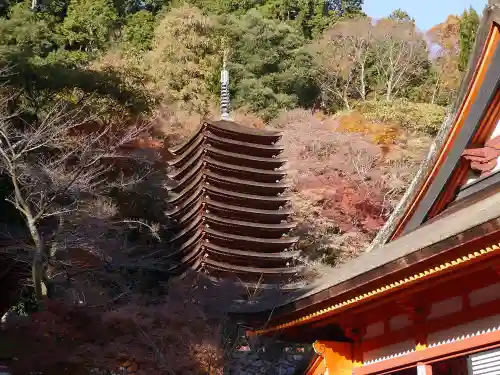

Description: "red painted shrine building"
232 2 500 374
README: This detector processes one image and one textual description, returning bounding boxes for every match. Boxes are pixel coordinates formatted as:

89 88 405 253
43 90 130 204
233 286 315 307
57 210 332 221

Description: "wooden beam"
361 295 500 352
304 259 500 334
354 326 500 375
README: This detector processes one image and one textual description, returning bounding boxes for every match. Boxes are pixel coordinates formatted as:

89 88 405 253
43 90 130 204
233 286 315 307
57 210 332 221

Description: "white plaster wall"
469 282 500 306
361 282 500 365
390 315 411 331
363 340 415 363
365 321 384 340
428 296 462 319
427 314 500 346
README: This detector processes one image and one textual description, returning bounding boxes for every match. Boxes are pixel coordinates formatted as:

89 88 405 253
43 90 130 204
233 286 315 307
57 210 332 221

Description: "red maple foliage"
274 109 426 265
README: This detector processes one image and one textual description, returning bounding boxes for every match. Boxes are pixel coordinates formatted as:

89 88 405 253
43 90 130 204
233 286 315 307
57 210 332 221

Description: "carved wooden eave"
462 135 500 176
165 120 303 288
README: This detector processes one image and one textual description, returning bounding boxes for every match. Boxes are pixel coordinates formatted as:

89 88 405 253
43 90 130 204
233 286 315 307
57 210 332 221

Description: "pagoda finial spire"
220 49 231 121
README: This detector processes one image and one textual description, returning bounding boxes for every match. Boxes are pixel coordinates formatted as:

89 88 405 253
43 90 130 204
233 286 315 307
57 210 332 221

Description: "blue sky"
363 0 488 31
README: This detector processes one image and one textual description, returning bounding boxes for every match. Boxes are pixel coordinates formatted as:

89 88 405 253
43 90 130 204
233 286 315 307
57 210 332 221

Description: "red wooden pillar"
398 300 430 351
341 324 366 367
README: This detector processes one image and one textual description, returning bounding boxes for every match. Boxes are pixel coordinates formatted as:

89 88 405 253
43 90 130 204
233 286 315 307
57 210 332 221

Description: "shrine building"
231 2 500 374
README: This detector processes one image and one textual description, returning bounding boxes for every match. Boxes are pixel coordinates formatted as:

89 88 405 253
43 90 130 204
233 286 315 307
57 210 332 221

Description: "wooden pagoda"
165 120 303 289
230 2 500 374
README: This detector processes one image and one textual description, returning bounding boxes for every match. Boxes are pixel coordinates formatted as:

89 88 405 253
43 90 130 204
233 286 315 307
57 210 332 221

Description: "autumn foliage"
274 109 429 265
0 0 481 372
1 277 224 375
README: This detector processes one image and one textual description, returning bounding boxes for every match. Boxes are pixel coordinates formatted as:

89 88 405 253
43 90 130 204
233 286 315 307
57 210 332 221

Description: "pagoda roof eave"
204 242 300 260
167 146 204 179
205 185 292 203
170 120 283 155
205 227 298 246
168 137 288 171
166 183 202 208
165 229 203 259
206 146 288 166
175 199 203 224
168 215 201 243
205 200 293 217
205 212 296 231
169 132 285 167
166 183 291 215
168 132 205 167
205 132 284 154
167 243 203 273
206 171 291 192
205 157 287 178
167 156 288 192
168 158 204 192
203 258 304 275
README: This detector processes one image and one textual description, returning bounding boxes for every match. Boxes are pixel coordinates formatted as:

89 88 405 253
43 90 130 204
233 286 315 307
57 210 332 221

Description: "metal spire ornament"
220 50 231 121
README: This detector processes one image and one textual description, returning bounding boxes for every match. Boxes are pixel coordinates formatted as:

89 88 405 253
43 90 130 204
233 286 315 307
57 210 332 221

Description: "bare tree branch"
373 18 429 101
311 17 373 109
0 90 163 301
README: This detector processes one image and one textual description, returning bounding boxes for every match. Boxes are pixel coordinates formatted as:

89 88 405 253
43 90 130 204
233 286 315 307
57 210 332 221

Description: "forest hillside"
0 0 482 374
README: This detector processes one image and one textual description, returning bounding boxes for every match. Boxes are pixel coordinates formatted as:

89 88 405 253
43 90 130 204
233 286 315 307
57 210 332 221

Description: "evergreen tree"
189 0 364 39
223 9 318 119
0 1 58 56
122 9 155 51
60 0 117 52
146 4 220 114
389 8 414 24
458 7 480 72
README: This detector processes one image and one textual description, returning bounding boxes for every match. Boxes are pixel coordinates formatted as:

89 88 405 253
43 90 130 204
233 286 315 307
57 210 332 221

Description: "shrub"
274 109 428 266
355 99 446 135
122 10 155 52
1 276 225 375
336 111 400 145
275 110 391 265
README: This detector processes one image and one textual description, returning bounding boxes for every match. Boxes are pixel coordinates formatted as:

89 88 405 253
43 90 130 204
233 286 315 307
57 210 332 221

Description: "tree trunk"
9 171 49 302
431 75 440 104
385 80 393 101
360 63 366 101
385 91 390 101
385 69 395 101
32 252 44 300
27 219 47 301
343 94 351 110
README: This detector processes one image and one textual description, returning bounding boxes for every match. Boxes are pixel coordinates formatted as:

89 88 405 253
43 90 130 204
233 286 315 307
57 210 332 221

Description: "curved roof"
228 4 500 338
170 120 282 154
369 3 500 249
